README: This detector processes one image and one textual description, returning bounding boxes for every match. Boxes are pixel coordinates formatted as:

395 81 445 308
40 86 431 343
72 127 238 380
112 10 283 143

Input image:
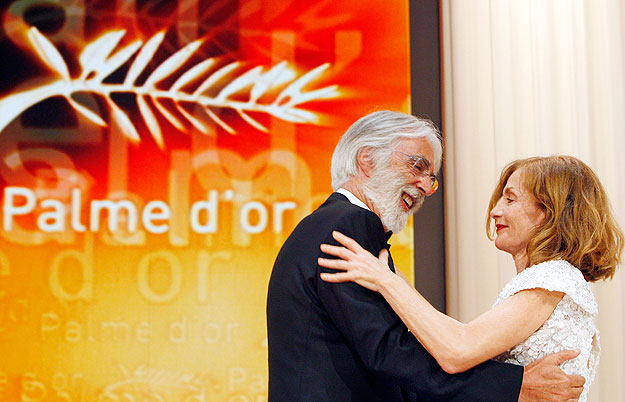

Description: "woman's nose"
490 199 503 218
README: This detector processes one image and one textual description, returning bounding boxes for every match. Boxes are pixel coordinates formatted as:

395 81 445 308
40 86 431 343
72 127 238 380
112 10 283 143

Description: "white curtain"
441 1 625 400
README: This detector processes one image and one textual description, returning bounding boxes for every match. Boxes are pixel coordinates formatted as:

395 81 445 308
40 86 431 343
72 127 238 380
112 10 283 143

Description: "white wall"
441 1 625 400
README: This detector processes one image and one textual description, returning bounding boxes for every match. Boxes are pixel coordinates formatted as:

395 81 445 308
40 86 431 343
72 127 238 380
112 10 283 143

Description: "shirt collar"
336 188 370 211
336 189 393 241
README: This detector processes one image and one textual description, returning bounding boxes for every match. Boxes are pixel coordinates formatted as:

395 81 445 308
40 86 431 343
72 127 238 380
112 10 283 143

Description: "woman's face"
489 169 546 259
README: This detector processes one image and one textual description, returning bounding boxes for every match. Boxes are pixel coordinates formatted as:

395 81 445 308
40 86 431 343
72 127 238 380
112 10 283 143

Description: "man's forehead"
395 137 434 161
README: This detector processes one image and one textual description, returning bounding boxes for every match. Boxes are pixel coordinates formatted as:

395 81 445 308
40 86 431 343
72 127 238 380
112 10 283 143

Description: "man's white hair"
330 110 443 191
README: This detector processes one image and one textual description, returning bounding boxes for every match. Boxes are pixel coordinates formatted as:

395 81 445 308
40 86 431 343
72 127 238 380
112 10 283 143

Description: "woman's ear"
357 147 376 178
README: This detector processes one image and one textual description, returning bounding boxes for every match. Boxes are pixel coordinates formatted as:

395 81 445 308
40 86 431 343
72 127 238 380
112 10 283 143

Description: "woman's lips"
495 224 507 232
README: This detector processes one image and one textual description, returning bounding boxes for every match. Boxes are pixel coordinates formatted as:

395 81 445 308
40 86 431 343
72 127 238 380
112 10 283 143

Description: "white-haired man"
266 111 584 401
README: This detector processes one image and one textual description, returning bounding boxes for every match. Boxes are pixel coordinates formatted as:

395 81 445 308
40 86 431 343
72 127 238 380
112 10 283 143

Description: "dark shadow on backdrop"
409 0 446 312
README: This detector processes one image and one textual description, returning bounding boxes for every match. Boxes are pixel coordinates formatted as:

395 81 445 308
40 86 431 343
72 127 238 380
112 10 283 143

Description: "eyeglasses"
393 150 439 195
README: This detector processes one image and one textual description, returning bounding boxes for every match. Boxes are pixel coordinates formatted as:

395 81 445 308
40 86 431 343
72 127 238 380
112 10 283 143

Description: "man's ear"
357 147 376 178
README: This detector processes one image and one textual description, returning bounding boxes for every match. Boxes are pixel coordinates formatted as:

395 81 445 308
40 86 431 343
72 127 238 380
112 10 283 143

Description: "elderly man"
266 111 583 401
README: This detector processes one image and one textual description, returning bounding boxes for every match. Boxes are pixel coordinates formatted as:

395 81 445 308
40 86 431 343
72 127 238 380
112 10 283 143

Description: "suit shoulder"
299 197 385 246
308 196 380 230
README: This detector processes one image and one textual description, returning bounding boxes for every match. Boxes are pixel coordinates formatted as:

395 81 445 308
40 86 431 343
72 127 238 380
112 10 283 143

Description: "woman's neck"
513 252 529 274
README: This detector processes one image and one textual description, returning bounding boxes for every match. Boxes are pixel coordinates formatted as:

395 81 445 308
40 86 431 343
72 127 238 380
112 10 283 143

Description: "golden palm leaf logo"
0 27 339 148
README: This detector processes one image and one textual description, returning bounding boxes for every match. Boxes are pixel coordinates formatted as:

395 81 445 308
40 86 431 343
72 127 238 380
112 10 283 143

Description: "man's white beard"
361 165 425 233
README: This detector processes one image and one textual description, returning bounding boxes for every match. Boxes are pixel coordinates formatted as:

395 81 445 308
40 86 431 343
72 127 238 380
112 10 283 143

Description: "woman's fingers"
317 257 349 270
378 248 389 262
320 243 351 259
320 272 351 283
320 272 378 291
332 231 364 252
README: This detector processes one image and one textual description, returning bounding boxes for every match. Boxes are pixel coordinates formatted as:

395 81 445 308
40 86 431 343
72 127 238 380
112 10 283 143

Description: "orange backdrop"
0 0 412 400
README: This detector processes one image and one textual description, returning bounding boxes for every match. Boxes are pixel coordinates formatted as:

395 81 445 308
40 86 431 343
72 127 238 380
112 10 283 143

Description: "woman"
318 155 623 402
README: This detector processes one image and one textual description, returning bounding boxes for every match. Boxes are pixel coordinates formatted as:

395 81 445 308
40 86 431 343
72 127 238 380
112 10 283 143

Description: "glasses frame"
393 149 439 195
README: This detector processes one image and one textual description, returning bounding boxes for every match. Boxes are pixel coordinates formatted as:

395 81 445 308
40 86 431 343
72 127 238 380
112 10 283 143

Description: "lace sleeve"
493 260 597 315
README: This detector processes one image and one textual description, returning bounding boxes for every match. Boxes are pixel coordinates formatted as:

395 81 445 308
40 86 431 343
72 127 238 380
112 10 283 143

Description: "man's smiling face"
362 137 436 233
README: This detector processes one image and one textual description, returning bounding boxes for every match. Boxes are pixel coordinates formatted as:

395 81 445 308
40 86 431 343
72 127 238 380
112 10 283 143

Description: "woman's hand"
318 230 395 292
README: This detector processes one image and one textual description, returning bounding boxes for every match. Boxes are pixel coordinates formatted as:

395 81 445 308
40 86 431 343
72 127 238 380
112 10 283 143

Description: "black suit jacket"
267 193 523 401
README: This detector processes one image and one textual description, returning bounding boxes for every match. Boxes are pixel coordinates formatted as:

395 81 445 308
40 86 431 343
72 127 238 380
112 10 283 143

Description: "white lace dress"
492 260 599 402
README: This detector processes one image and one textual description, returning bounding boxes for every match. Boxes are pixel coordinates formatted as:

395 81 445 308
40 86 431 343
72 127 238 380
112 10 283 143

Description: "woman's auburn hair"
486 155 624 282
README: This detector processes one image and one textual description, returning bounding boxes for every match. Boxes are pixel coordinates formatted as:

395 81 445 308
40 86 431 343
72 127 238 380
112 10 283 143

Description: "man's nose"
415 176 431 196
419 174 438 196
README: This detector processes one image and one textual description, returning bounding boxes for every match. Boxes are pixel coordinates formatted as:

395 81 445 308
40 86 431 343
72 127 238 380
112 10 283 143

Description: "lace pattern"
492 260 599 402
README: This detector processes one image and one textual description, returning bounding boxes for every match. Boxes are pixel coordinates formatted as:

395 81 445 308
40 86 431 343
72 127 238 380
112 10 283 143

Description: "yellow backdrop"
0 0 412 400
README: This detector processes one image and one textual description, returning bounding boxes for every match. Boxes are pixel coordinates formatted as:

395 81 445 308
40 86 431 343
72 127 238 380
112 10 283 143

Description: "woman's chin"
493 240 526 260
493 239 509 254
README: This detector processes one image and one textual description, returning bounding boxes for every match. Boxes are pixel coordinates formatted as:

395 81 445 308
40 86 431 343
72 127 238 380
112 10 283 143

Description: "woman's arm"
318 231 564 374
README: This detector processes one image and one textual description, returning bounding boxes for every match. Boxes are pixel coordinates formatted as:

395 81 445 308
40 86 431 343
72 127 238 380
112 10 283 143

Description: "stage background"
0 1 415 401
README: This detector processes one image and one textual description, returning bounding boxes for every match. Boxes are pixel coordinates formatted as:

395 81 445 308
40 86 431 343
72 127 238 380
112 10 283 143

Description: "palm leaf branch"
27 27 70 80
0 28 339 143
124 31 166 86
